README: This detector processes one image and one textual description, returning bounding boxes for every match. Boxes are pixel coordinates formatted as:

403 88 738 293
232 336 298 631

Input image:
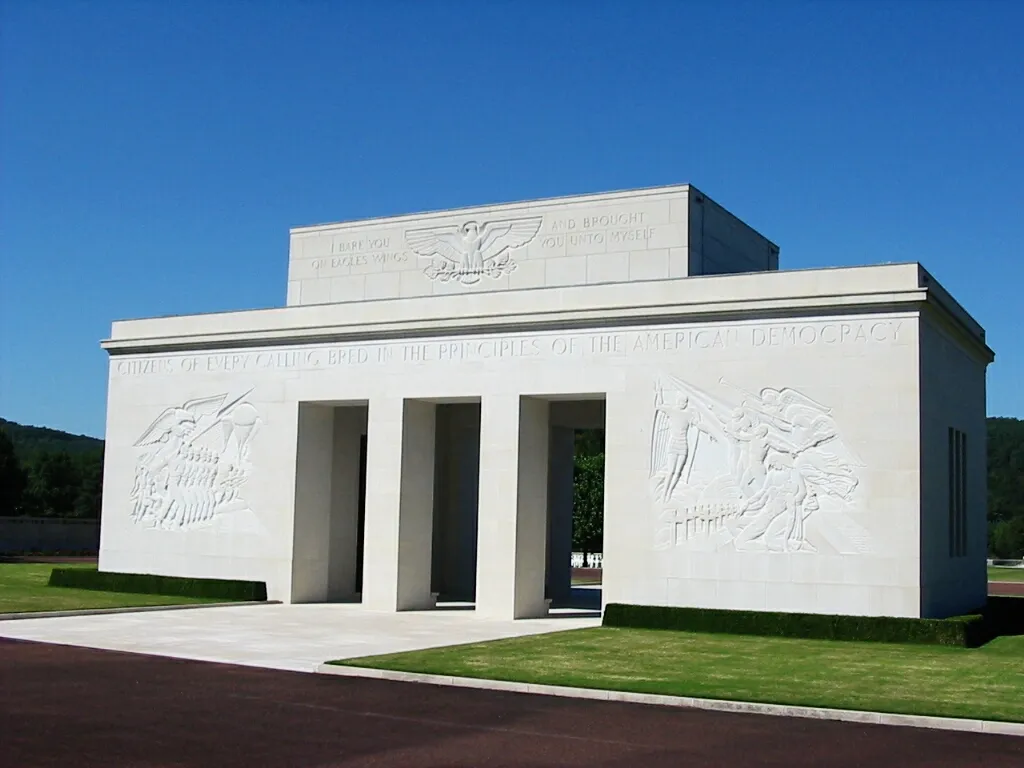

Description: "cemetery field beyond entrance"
989 567 1024 583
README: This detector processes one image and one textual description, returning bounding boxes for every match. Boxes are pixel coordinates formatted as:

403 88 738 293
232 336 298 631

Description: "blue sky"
1 0 1022 438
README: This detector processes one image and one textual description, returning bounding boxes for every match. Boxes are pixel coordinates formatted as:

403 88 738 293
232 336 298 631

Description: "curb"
0 600 280 622
315 664 1023 737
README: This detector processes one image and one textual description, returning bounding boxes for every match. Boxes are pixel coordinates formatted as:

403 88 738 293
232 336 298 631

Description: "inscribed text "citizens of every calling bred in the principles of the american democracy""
114 319 905 377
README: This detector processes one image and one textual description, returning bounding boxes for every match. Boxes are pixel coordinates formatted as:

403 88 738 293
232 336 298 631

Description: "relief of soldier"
129 390 260 531
651 376 866 554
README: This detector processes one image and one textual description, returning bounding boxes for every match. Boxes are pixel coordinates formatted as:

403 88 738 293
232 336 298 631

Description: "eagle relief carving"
405 216 543 285
128 389 262 532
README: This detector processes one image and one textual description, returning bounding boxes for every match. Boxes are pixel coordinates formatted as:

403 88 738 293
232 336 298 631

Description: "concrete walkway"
0 603 600 672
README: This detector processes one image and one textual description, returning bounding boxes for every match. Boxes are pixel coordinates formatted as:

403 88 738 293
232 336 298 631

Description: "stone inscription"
308 235 411 271
550 211 648 231
544 211 655 249
114 320 905 377
299 203 675 277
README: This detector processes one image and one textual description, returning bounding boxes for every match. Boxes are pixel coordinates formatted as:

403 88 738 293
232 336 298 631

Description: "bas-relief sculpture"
129 390 262 532
405 216 543 285
650 375 874 556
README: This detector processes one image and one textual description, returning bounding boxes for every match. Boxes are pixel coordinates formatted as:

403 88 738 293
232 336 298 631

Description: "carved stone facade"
650 375 869 555
97 185 992 620
406 217 542 285
284 185 779 304
129 391 261 531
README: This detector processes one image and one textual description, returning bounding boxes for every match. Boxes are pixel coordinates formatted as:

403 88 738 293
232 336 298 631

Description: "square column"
290 403 335 602
361 398 437 612
476 395 550 620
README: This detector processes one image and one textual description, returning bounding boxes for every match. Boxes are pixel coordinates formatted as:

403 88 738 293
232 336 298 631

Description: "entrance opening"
355 433 367 594
430 402 482 606
291 402 368 603
546 398 605 611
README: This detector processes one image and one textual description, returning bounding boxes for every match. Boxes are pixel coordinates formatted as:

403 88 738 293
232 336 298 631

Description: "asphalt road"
989 581 1024 597
1 637 1020 767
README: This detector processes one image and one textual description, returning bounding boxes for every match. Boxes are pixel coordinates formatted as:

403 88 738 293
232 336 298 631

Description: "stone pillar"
599 393 629 611
546 425 575 604
290 403 335 602
476 395 550 620
362 398 437 612
326 405 367 601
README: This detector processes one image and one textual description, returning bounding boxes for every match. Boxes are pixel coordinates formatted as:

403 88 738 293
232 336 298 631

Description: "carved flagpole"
685 426 700 485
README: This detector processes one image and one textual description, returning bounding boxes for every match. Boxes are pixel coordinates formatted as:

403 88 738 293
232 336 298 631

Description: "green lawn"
989 566 1024 583
0 564 221 614
333 627 1024 723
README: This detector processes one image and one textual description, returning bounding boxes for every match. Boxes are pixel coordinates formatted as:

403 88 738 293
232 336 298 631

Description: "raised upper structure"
285 184 780 305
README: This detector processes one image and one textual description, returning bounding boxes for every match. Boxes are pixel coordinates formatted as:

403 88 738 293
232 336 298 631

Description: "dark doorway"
430 402 482 604
355 433 367 595
546 398 606 610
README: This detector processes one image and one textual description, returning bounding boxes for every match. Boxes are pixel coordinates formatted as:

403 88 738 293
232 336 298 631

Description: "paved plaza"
0 603 600 671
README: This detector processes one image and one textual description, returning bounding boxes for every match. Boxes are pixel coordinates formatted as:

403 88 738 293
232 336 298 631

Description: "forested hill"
988 417 1024 557
0 417 102 459
0 418 103 518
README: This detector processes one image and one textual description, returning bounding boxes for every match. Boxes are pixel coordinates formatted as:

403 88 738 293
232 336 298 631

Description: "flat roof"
101 262 992 363
289 183 701 233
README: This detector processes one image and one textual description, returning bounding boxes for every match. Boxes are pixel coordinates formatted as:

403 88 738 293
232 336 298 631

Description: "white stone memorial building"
98 184 993 620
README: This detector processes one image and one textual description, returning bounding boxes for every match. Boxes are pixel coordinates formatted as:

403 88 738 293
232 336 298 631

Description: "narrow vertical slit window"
959 432 967 557
948 427 955 558
948 427 968 558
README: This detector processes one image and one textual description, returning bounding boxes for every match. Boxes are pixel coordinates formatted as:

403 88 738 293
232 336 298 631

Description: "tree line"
0 420 103 519
1 417 1022 559
987 417 1024 558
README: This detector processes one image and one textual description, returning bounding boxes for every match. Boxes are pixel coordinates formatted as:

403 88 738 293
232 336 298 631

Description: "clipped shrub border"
602 602 1001 648
48 568 267 602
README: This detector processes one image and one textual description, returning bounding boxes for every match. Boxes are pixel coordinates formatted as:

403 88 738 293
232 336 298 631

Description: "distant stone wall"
0 518 100 554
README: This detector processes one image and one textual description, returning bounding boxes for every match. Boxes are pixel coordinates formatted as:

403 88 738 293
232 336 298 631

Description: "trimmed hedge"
48 568 267 602
602 603 994 648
